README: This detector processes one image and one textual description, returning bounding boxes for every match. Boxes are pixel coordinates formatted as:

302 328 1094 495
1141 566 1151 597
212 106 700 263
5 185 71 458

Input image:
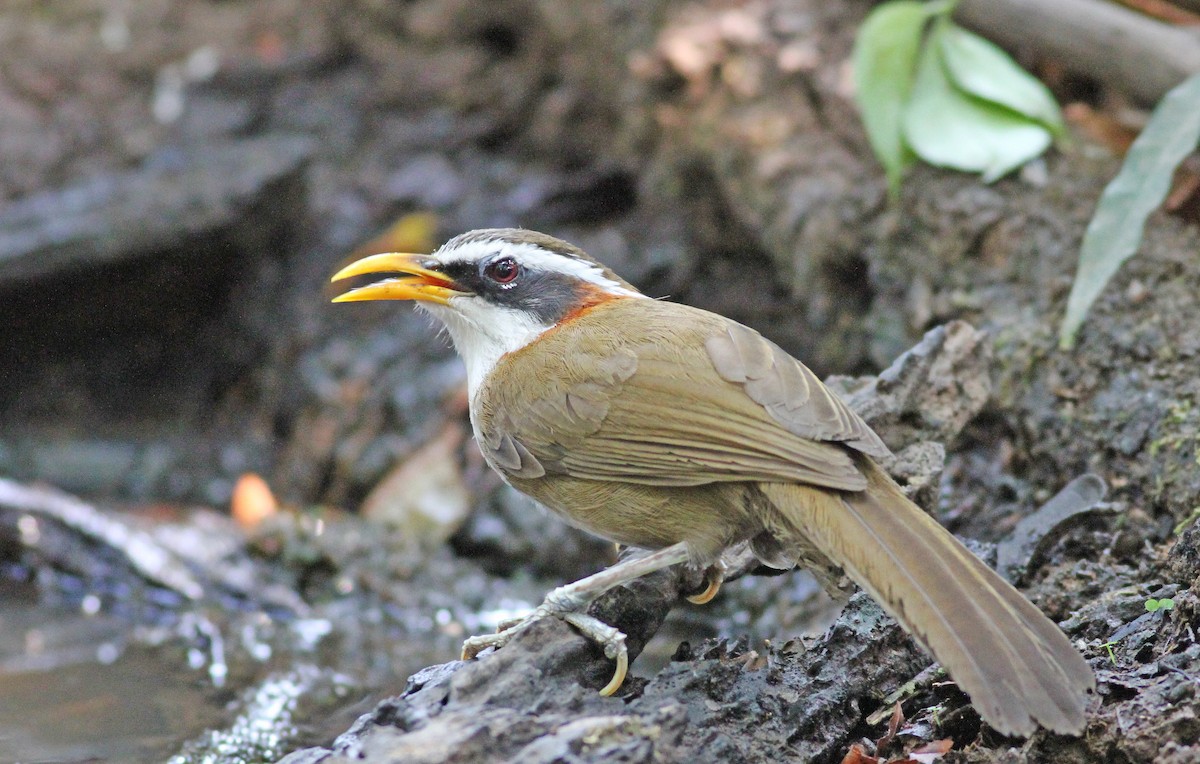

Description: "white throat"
421 301 552 399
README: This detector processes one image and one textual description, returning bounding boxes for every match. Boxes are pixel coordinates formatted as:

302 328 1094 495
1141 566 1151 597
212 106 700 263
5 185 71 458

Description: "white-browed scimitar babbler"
332 228 1094 736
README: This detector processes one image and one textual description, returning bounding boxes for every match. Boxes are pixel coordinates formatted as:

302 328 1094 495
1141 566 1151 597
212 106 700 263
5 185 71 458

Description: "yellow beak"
330 252 463 306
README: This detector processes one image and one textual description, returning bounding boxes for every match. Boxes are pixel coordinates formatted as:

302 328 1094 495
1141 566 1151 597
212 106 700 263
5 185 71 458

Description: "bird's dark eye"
483 256 520 285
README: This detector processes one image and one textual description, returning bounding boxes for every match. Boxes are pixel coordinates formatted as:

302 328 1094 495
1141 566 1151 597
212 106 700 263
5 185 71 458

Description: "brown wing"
474 298 889 491
704 320 890 459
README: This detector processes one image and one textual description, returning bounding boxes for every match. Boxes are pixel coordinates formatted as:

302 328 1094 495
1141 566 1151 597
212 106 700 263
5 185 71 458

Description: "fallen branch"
956 0 1200 105
0 477 204 600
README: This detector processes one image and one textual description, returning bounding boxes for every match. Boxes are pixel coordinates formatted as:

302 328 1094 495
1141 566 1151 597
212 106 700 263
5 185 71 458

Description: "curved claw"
461 609 631 696
461 632 504 661
686 562 726 605
560 610 629 696
598 646 629 697
686 576 721 605
463 618 629 696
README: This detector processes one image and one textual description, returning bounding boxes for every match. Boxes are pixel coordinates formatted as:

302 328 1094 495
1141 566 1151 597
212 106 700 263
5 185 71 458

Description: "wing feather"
475 299 889 491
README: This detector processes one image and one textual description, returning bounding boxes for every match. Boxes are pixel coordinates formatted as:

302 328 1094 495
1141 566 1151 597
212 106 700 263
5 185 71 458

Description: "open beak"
330 252 463 305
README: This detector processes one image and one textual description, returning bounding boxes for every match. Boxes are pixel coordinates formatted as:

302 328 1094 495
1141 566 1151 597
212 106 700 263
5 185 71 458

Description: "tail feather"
762 461 1094 736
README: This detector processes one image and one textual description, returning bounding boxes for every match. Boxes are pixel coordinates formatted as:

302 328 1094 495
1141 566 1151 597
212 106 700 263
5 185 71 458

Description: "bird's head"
331 228 645 393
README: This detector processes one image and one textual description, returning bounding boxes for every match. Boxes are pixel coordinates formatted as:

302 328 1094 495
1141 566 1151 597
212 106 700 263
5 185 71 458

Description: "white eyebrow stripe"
438 240 646 298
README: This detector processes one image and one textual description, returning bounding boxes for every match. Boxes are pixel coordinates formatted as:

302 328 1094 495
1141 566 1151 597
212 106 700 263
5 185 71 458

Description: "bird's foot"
460 586 629 696
686 559 728 605
460 542 692 696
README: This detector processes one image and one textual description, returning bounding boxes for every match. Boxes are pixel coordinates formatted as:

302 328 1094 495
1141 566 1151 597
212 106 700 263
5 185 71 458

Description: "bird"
331 228 1094 737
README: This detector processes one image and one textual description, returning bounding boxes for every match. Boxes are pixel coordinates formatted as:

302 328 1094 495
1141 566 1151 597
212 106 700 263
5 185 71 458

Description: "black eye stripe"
435 257 584 324
441 261 479 288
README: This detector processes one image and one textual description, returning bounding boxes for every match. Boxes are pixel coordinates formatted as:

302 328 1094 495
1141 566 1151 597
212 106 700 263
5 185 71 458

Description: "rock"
0 135 314 501
827 321 993 452
276 593 929 764
1168 516 1200 588
996 473 1114 584
0 135 313 285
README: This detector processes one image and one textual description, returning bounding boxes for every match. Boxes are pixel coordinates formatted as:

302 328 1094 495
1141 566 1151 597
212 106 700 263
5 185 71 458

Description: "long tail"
761 460 1094 736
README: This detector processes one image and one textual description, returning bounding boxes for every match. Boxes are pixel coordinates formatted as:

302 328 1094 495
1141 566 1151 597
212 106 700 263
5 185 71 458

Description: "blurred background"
2 0 1200 761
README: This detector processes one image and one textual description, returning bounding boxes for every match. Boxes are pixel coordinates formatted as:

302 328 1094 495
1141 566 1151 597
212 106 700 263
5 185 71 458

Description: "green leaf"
1145 597 1177 613
853 1 934 197
1059 71 1200 349
902 25 1052 182
937 24 1063 135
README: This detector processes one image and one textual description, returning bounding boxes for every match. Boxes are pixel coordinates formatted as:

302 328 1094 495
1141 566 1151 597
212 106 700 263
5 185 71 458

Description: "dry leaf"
876 702 905 753
840 743 880 764
908 738 953 763
1064 102 1138 156
349 211 439 261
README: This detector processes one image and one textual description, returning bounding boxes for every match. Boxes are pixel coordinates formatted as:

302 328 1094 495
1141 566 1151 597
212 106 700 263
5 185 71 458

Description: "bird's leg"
461 541 692 695
686 558 728 605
